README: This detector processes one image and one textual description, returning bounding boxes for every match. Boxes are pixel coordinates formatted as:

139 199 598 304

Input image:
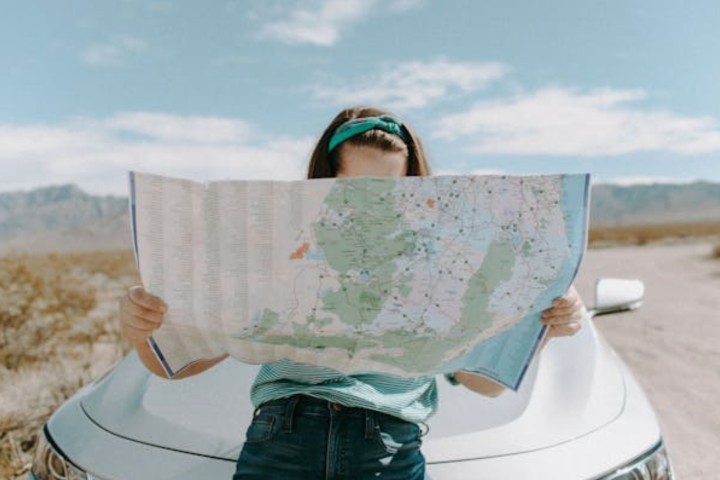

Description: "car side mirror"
592 278 644 317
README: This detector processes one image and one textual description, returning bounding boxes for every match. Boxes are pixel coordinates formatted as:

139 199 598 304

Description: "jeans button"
330 402 343 411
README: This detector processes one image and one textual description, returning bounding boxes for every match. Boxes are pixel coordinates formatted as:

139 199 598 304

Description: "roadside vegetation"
589 222 720 247
0 250 137 479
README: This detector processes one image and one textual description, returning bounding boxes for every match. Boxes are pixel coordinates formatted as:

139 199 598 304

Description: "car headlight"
31 425 102 480
597 441 674 480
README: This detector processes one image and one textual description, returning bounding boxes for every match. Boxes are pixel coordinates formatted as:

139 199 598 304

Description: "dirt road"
575 241 720 479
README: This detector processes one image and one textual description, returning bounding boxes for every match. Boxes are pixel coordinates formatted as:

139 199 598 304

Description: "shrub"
0 250 137 479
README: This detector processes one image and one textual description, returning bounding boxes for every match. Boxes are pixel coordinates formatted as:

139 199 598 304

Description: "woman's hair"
306 106 432 179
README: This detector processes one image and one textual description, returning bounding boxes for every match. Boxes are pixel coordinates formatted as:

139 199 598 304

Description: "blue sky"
1 0 719 194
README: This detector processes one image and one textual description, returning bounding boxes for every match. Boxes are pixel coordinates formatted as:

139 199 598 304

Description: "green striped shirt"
250 359 439 423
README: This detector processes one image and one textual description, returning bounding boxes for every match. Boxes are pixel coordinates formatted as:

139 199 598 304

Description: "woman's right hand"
119 286 167 345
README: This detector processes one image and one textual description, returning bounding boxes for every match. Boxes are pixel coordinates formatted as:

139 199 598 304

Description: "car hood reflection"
81 317 624 462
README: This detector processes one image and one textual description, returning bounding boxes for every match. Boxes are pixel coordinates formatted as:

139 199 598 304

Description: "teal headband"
328 115 410 153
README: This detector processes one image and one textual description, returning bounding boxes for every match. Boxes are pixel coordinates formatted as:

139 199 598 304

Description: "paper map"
129 171 589 390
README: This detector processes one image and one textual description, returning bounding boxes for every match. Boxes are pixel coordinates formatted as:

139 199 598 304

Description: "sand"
575 241 720 479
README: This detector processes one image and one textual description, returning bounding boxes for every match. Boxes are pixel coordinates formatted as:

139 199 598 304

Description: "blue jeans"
233 394 426 479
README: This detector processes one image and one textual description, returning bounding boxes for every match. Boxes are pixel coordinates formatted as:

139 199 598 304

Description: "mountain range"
1 181 719 254
0 184 129 254
590 181 720 226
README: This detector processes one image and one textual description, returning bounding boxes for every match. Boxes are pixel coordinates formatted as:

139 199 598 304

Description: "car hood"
80 316 625 462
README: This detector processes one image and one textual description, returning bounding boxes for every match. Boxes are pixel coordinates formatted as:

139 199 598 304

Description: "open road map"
129 171 589 389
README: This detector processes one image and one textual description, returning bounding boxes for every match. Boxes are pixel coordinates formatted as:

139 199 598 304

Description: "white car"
28 279 674 479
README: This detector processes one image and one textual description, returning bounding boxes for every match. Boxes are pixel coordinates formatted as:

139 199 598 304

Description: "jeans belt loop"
364 409 375 439
283 395 300 433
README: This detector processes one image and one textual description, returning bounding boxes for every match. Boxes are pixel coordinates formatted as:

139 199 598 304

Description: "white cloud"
81 35 148 67
434 87 720 156
97 112 257 143
254 0 424 46
313 59 509 110
0 113 315 195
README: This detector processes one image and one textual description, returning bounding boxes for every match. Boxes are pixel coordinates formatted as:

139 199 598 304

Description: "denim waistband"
255 394 378 439
255 394 429 438
257 394 375 418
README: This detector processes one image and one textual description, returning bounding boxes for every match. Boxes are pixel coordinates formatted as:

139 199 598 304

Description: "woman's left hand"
539 285 584 349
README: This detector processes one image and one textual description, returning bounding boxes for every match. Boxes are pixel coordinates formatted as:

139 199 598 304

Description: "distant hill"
0 181 719 254
0 184 129 254
590 181 720 226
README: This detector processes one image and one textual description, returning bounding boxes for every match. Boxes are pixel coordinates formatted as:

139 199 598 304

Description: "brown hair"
306 106 432 179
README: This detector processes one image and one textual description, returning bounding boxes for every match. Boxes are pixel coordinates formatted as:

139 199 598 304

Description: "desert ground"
1 240 719 478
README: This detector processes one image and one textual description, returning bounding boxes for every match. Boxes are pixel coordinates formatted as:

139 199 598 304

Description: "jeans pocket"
374 416 422 455
244 413 280 444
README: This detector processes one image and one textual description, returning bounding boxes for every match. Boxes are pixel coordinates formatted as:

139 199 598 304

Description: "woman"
119 106 584 479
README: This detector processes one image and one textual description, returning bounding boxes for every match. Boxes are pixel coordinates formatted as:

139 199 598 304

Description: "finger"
124 313 161 333
542 304 583 320
542 310 583 325
120 308 161 333
550 293 580 310
123 300 164 326
121 326 152 343
547 322 581 337
125 302 165 324
122 330 153 344
120 322 154 343
543 294 582 317
128 286 167 313
542 303 579 318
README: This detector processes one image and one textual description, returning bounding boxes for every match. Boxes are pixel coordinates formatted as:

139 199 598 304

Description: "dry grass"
0 250 138 479
589 222 720 247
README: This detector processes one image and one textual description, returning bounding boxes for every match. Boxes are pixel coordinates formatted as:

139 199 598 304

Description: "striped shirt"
250 359 440 423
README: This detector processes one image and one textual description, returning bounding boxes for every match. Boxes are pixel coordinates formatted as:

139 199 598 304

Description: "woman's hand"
539 285 584 349
453 285 585 396
119 286 167 346
119 286 226 379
